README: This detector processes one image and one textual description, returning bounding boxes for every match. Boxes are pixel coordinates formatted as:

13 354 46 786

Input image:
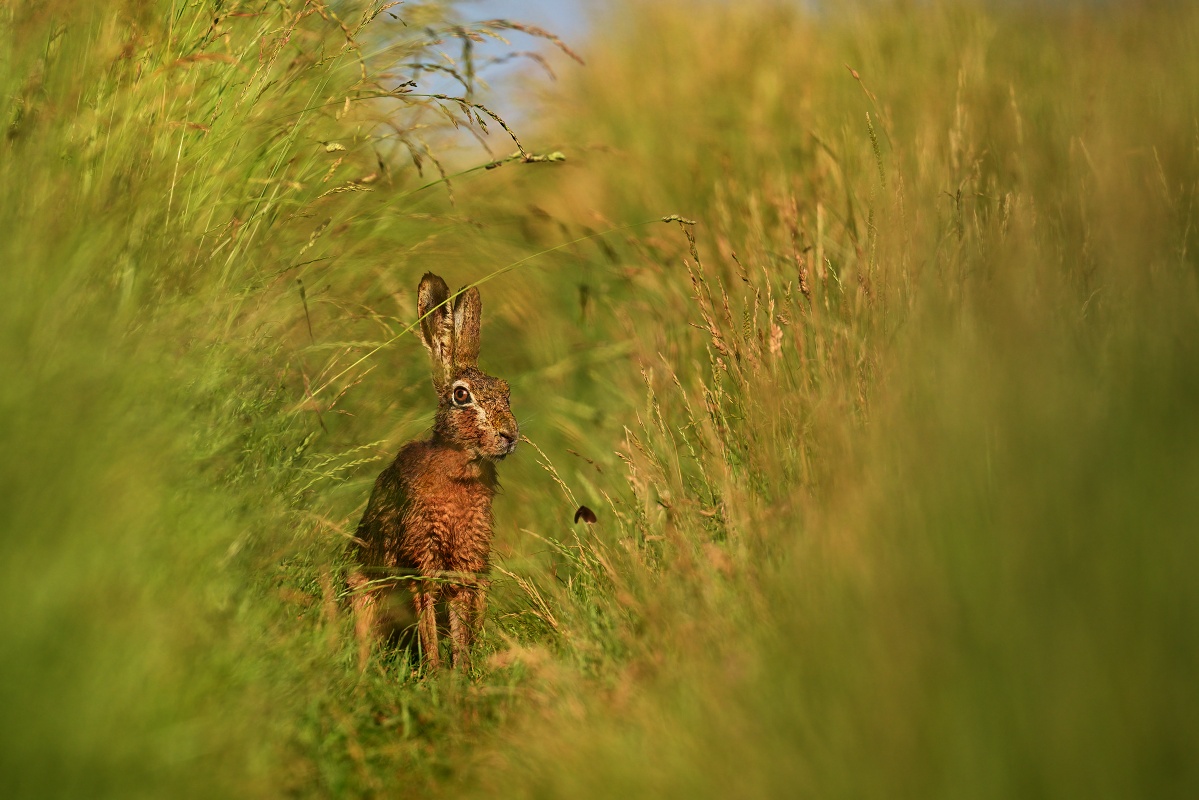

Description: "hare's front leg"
467 579 487 649
413 583 441 670
447 584 478 671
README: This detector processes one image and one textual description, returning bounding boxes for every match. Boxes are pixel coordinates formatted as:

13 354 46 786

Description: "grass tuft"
3 0 1198 797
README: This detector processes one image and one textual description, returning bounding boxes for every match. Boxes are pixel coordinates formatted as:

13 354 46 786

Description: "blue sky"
460 0 591 44
458 0 593 88
439 0 594 130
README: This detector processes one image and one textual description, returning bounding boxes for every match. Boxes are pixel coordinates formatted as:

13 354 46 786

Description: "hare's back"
355 440 430 567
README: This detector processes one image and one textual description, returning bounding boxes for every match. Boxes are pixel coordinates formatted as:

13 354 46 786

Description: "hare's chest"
436 487 493 570
402 478 494 573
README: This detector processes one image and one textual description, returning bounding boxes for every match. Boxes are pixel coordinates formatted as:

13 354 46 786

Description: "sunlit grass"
3 0 1197 797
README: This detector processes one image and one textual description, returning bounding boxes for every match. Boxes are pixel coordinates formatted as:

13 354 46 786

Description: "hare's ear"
452 286 482 368
417 273 454 391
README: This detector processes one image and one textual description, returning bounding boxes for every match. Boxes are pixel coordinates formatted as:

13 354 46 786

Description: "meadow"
2 1 1197 797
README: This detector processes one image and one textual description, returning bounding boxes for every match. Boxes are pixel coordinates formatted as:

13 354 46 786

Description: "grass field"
2 1 1197 797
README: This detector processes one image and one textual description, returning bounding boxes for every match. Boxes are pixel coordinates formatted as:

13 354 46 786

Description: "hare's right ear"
452 286 482 368
417 273 454 392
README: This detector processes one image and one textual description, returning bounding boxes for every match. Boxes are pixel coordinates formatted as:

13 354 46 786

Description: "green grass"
2 0 1197 797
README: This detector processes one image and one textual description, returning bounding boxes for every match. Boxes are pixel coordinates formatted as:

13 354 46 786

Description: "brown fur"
351 274 516 671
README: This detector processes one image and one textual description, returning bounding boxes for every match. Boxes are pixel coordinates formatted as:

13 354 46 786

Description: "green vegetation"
2 1 1197 797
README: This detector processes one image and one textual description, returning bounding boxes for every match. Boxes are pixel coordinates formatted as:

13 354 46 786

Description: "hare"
350 273 518 671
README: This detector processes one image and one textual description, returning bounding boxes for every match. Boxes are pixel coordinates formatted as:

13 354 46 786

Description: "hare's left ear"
418 273 454 392
452 286 482 368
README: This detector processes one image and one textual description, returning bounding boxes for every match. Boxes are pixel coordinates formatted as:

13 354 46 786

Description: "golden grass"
2 1 1198 797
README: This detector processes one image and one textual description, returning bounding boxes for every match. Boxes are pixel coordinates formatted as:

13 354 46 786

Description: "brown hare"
350 273 517 671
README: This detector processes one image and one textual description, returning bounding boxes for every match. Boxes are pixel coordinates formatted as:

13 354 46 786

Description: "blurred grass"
462 1 1199 797
2 0 1198 798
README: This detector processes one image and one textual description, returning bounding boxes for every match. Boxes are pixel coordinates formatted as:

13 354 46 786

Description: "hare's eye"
453 386 472 405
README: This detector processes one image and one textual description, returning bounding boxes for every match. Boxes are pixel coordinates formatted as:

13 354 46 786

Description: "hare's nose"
498 430 518 451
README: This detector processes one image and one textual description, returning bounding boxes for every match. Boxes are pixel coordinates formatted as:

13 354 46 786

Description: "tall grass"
2 0 1197 798
459 1 1199 797
0 1 581 795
